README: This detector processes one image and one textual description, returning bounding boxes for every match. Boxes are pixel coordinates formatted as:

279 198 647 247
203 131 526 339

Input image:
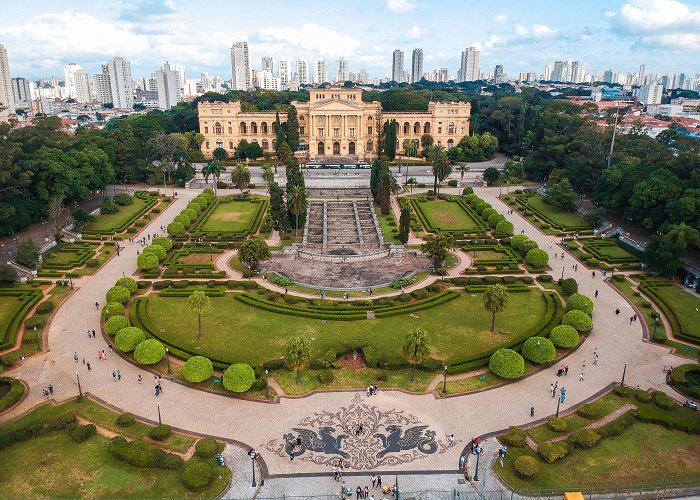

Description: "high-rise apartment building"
156 62 182 111
570 61 584 84
638 83 664 105
335 57 349 82
493 65 504 84
314 59 328 85
603 69 614 84
278 60 290 89
106 57 133 109
638 65 646 86
259 70 281 91
553 61 570 82
392 50 404 82
230 42 251 91
358 68 369 84
297 59 309 85
411 49 423 84
73 70 92 103
11 77 32 105
0 44 14 120
543 65 552 81
94 64 112 104
261 57 273 72
459 47 480 82
63 63 84 100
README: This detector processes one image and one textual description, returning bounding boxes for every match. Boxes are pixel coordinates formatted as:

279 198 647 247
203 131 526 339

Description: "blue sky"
0 0 698 81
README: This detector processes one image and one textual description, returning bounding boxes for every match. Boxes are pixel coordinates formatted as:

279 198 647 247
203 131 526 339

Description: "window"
448 122 455 134
205 141 210 149
333 141 340 154
261 122 268 134
300 126 305 135
240 123 247 134
349 128 355 137
272 139 277 148
438 127 442 134
447 139 454 148
251 122 258 134
366 140 373 152
333 128 339 137
229 141 233 149
424 122 430 134
204 127 209 134
368 126 372 134
348 141 356 154
318 128 324 136
215 122 222 134
216 139 223 149
368 116 373 121
461 126 465 134
262 139 269 150
318 142 325 155
414 122 420 134
228 127 232 134
403 122 410 134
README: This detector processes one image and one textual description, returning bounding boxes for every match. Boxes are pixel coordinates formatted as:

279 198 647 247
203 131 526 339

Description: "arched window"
272 122 277 133
251 122 258 134
215 139 223 149
368 116 373 121
261 122 268 134
413 139 419 152
366 140 373 152
403 122 410 134
240 122 247 134
348 141 356 155
424 122 431 134
414 122 420 134
318 142 325 155
272 139 277 149
214 122 222 134
262 139 269 150
447 139 454 148
448 122 455 134
333 141 340 155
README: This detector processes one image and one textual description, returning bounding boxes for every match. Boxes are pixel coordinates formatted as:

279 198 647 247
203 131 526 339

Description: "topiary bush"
195 438 219 458
489 349 525 379
482 208 497 220
222 363 255 392
526 248 549 268
106 315 129 335
518 239 538 255
116 412 135 427
137 252 159 270
106 285 131 304
36 301 55 314
462 187 474 196
495 220 514 235
560 278 579 296
550 325 580 348
148 424 172 441
569 429 601 449
509 234 528 249
70 423 97 443
181 461 214 492
635 389 652 403
167 221 185 236
521 336 556 364
500 426 527 447
514 455 540 479
134 339 166 365
488 213 505 228
115 327 147 352
173 214 191 228
547 418 568 432
654 392 675 410
564 310 593 332
115 277 138 294
182 209 198 222
566 293 593 315
181 356 214 383
143 244 166 261
613 385 632 397
102 302 125 318
152 237 173 251
538 441 570 463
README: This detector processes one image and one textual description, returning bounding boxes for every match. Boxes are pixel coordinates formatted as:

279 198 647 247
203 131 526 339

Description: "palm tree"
261 163 275 192
188 290 211 339
406 177 418 194
230 163 251 194
402 138 414 158
285 336 312 384
287 184 307 236
429 145 452 194
403 328 431 382
483 284 510 333
202 160 223 196
458 164 470 180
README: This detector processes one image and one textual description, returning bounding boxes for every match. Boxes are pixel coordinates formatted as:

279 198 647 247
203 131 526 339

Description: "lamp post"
157 402 162 426
165 347 171 375
34 326 40 351
555 395 561 418
42 221 48 239
76 370 82 397
162 168 167 192
652 317 659 342
249 449 258 487
621 360 628 387
13 236 19 251
442 365 448 394
265 369 269 398
473 446 481 481
122 270 125 278
561 266 565 280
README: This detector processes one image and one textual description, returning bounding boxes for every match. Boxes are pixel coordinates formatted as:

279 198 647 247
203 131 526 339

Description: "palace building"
198 88 470 162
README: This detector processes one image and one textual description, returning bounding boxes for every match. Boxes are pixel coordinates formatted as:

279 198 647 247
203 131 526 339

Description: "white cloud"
493 14 508 24
405 25 422 38
483 34 503 50
387 0 415 13
256 23 362 58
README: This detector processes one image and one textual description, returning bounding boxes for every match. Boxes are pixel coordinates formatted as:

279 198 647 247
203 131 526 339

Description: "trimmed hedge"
489 349 525 379
115 412 135 427
181 461 214 492
538 441 569 463
115 277 138 294
566 293 593 315
153 237 173 251
144 244 167 261
148 424 172 441
547 417 567 432
0 288 44 351
134 339 166 364
526 248 549 268
102 302 125 319
106 286 131 304
70 423 97 443
550 325 580 348
521 336 556 364
181 356 214 383
500 426 527 447
560 278 579 296
137 252 160 271
569 429 601 449
115 327 147 352
106 315 129 335
82 191 158 236
514 455 540 479
195 438 220 458
108 436 182 469
223 363 255 392
564 310 592 332
0 377 24 413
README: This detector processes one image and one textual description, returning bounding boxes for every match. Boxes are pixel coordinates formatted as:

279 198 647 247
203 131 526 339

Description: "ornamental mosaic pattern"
262 394 459 470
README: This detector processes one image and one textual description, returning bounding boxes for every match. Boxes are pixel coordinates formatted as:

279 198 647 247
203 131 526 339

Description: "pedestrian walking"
82 357 85 365
582 360 586 368
564 366 569 375
630 316 634 324
595 290 598 298
92 329 96 338
377 476 382 488
591 271 595 278
593 354 599 365
74 352 78 363
615 308 620 315
364 486 369 498
87 361 91 371
138 374 143 384
48 384 53 395
108 345 113 353
102 349 106 359
530 406 535 417
575 264 578 271
633 314 638 321
112 371 117 382
117 370 121 381
580 372 584 381
356 486 362 499
98 351 102 360
95 301 99 310
561 254 564 260
594 347 597 356
550 383 554 396
555 252 558 258
371 475 377 488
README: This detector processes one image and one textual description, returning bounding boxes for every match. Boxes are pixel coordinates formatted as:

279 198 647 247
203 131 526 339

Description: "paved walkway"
0 186 688 479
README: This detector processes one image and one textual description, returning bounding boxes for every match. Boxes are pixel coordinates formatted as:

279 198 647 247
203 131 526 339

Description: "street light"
165 347 171 374
162 168 168 192
76 370 82 397
555 395 561 418
42 221 48 239
652 317 660 342
473 445 481 481
442 365 448 394
561 266 565 280
249 449 258 487
122 270 125 278
34 326 40 351
157 402 162 426
265 369 269 398
621 360 628 387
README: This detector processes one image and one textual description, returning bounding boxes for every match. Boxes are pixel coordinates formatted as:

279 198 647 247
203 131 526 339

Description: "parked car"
683 400 697 411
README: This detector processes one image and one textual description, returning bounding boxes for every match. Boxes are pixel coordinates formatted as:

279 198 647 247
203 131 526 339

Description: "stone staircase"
303 201 383 253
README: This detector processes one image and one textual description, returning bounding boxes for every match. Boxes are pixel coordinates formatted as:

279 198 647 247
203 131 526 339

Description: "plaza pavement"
0 186 686 480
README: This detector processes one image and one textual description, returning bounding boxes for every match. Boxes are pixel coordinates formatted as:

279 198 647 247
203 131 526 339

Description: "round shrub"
462 187 474 196
567 293 594 315
152 237 173 251
101 302 125 318
564 310 593 332
488 213 505 228
547 418 567 432
173 214 191 227
181 461 213 492
182 208 198 222
495 220 514 235
181 356 214 383
36 300 55 314
654 392 675 410
70 423 97 443
188 200 204 212
526 248 549 268
202 188 214 198
635 389 652 403
106 285 131 304
514 455 540 479
570 429 601 449
474 201 488 214
115 412 135 427
509 234 528 249
115 327 147 352
501 426 527 447
223 363 255 392
489 349 525 379
115 277 138 294
195 438 219 458
24 316 46 329
106 315 129 335
522 336 556 364
167 221 185 236
194 195 209 207
143 244 166 261
148 424 172 441
137 252 159 270
518 239 538 255
560 278 579 296
550 325 580 348
133 339 166 365
613 385 632 397
466 193 478 204
482 208 497 220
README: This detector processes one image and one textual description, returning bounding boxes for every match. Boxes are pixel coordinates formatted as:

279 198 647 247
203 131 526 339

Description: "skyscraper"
156 62 182 111
11 77 32 105
73 70 92 103
411 49 423 84
94 64 112 104
297 59 309 85
102 57 133 109
603 69 614 84
63 63 84 100
553 61 570 82
543 65 552 81
335 57 349 82
570 61 584 83
638 83 664 105
459 47 480 82
261 57 273 72
278 60 290 89
0 44 13 120
314 59 327 85
392 50 404 82
230 42 251 91
359 68 369 84
638 64 645 86
493 65 504 84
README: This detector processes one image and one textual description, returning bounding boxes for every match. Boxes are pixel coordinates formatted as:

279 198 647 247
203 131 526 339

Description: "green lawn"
416 199 480 231
654 284 700 342
84 197 152 232
374 207 401 244
197 199 264 233
143 289 549 366
0 296 18 330
524 195 588 228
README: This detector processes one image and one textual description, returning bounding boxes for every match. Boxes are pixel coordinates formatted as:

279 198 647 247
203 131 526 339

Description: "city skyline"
0 0 698 81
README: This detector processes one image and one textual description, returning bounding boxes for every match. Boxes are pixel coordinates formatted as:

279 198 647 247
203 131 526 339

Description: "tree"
398 207 411 244
261 163 275 190
644 223 700 276
188 290 211 339
457 164 470 180
383 119 398 160
428 145 452 194
71 208 95 231
483 284 510 333
402 138 415 157
287 184 307 235
402 328 431 382
15 239 39 269
229 163 251 194
483 167 501 185
420 233 454 268
246 141 264 160
47 195 68 243
0 264 17 284
238 236 271 270
269 182 289 238
202 160 223 196
544 177 577 211
212 148 228 161
234 139 249 160
285 106 300 152
275 112 287 157
285 336 312 384
406 177 418 194
420 134 434 157
583 208 605 228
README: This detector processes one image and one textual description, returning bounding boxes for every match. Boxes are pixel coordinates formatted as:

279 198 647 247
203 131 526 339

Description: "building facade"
0 44 15 121
198 87 470 161
411 49 423 84
392 50 404 83
335 58 349 83
230 42 251 91
156 62 182 110
459 47 480 82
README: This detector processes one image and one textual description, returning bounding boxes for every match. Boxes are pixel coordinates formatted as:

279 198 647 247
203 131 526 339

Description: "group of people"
342 476 396 499
365 384 378 397
42 384 53 397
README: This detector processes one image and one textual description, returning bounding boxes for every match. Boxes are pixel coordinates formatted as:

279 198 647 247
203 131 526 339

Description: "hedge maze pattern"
0 289 43 351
